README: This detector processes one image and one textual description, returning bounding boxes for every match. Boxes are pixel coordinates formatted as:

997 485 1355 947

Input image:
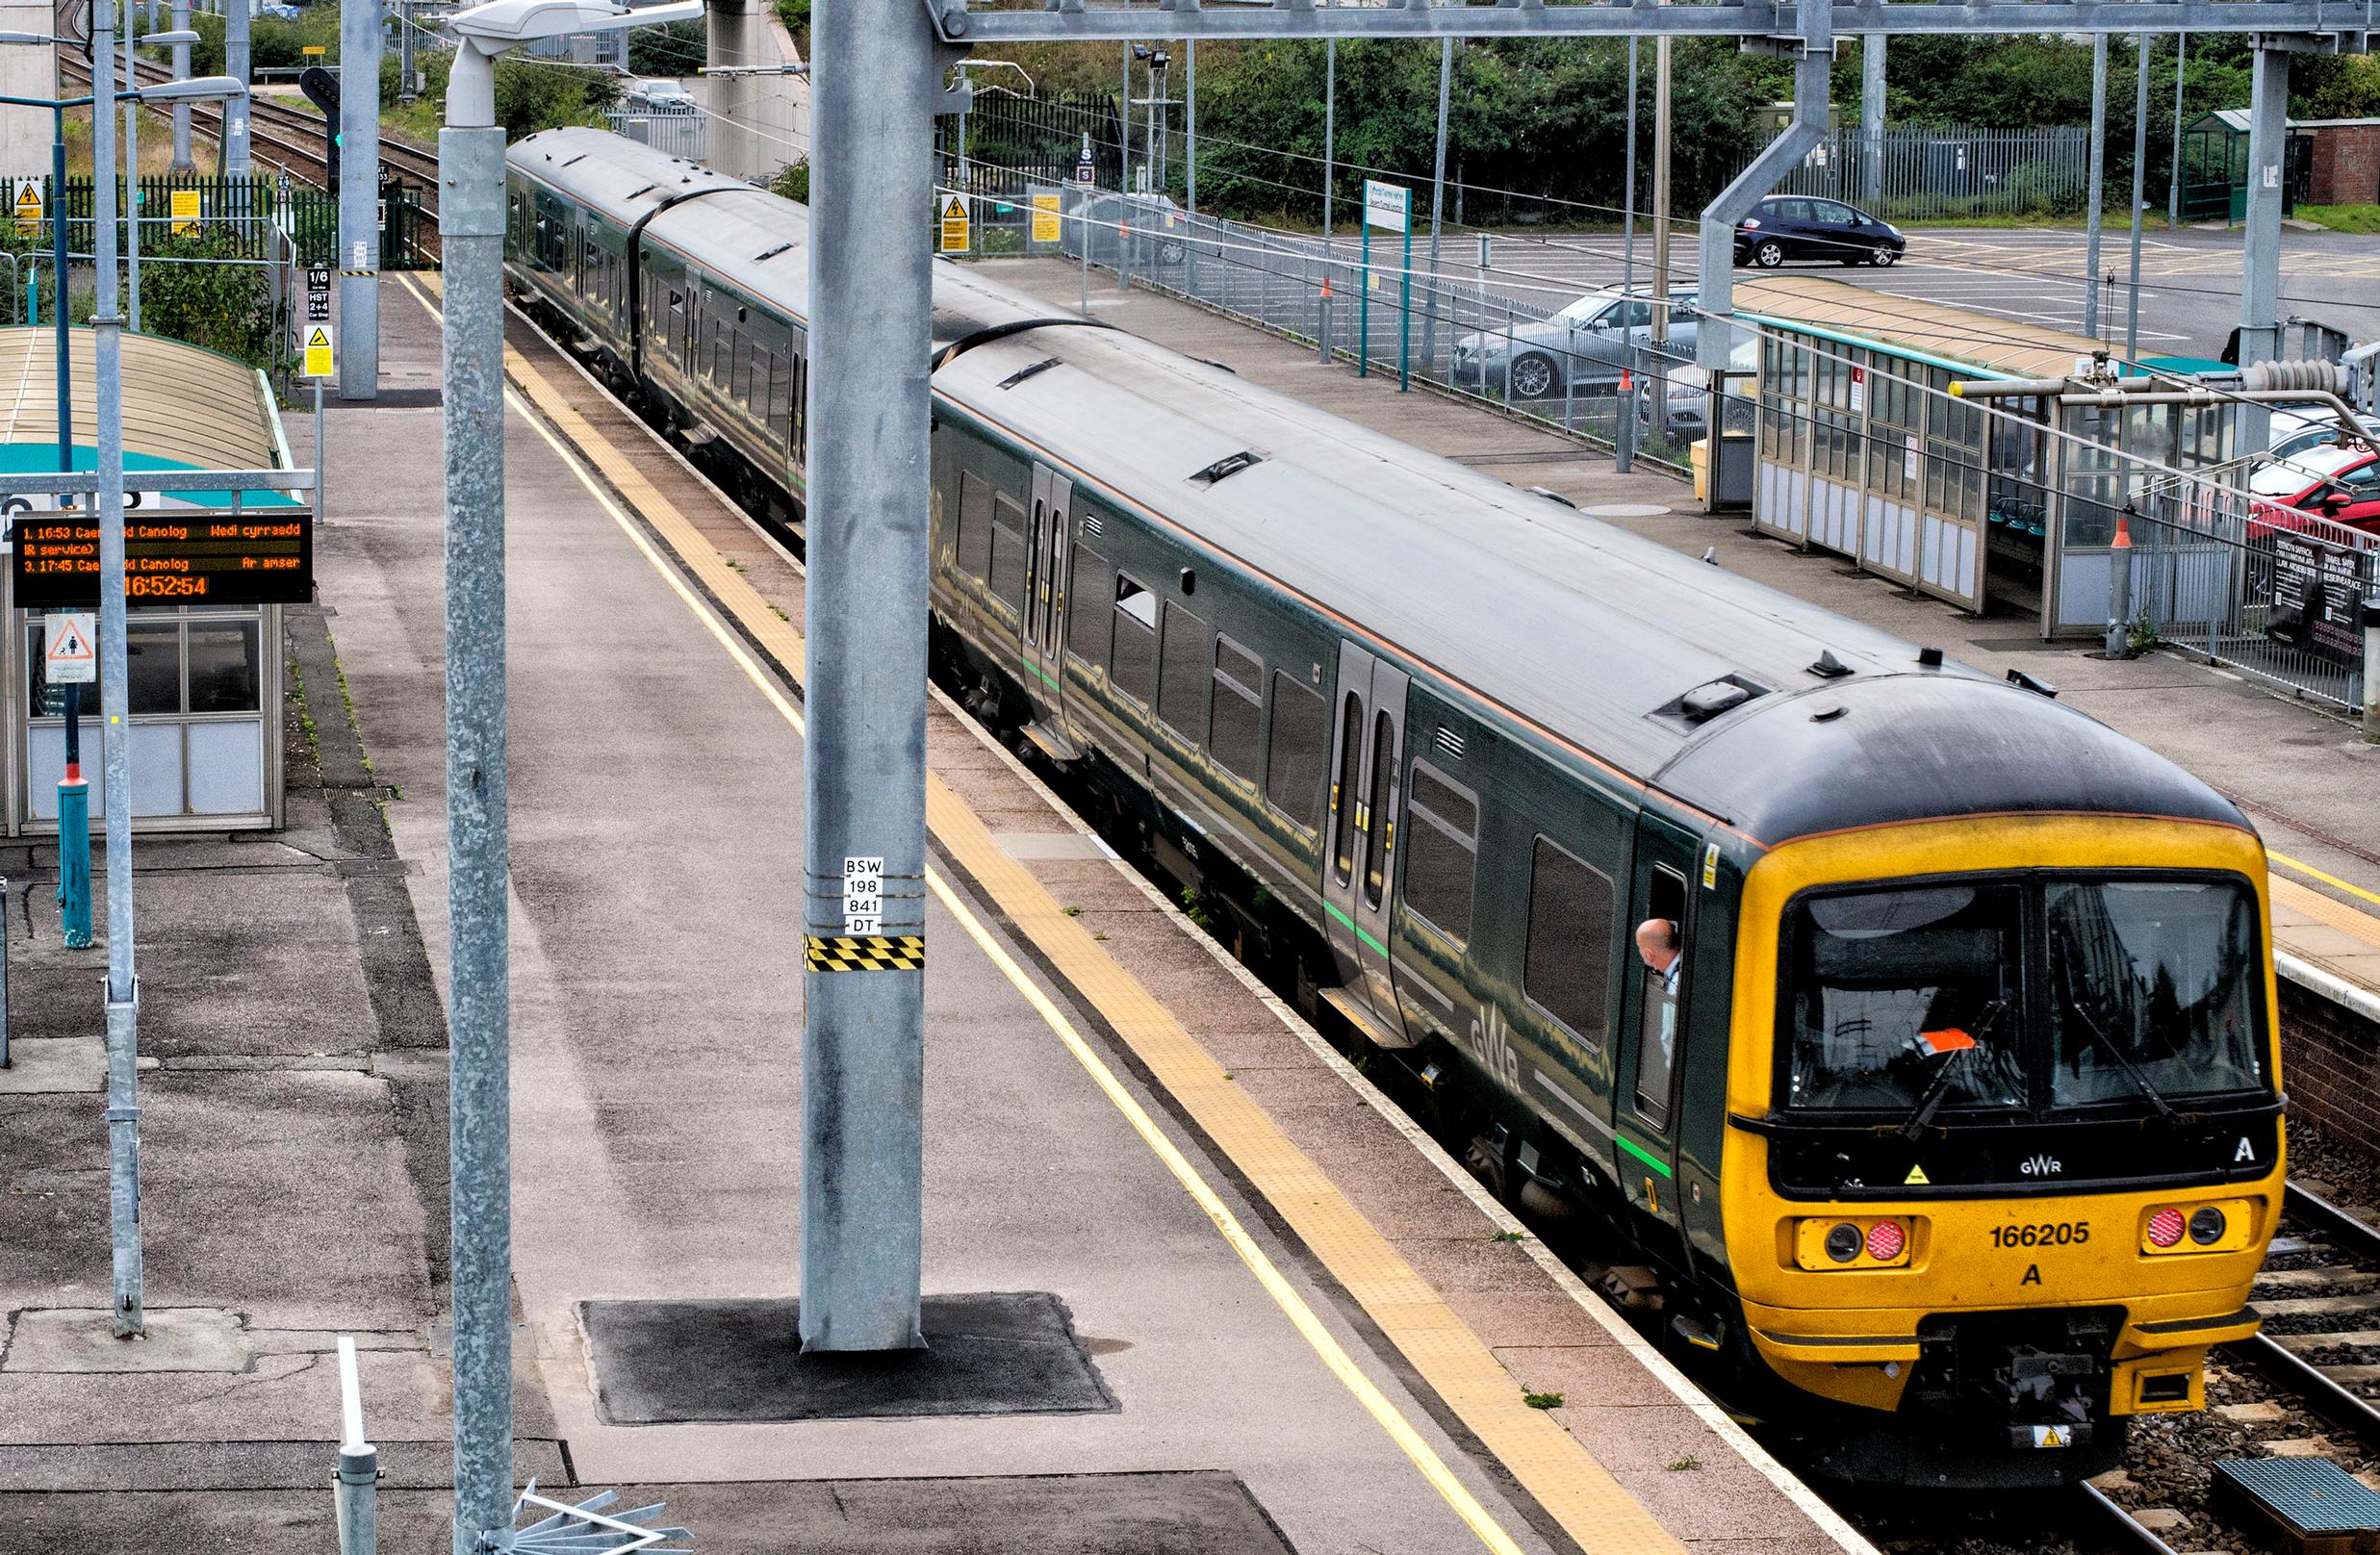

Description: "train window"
1265 673 1326 835
1400 762 1476 944
955 471 993 581
2043 879 2262 1105
1158 603 1211 743
1361 711 1395 908
1329 693 1363 883
989 493 1027 613
1523 837 1613 1046
1633 865 1687 1129
1068 545 1112 668
1112 575 1156 705
1210 636 1263 782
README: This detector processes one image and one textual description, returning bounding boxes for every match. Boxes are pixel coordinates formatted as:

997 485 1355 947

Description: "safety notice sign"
302 324 334 379
42 611 94 684
13 177 39 238
1031 192 1061 244
937 193 969 254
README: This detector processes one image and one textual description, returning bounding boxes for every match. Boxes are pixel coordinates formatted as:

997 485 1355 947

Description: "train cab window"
1781 883 2025 1113
1329 693 1364 883
1159 603 1211 743
955 472 993 581
1112 574 1157 705
1361 711 1395 908
1400 762 1476 944
1633 866 1688 1128
1523 837 1613 1045
1068 545 1113 668
1210 636 1263 781
988 494 1028 614
2043 879 2263 1106
1265 673 1326 835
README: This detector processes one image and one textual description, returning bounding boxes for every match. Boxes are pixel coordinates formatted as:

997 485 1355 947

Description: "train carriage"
504 127 2288 1488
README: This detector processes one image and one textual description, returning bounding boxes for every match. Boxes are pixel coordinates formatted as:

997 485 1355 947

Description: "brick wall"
2306 125 2380 207
2282 978 2380 1157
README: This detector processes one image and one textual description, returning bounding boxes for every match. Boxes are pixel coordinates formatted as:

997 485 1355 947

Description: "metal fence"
41 174 423 270
606 108 705 164
2130 461 2374 709
1036 187 1718 474
1750 123 2093 222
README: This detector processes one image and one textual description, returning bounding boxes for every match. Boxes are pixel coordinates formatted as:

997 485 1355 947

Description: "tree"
627 18 704 79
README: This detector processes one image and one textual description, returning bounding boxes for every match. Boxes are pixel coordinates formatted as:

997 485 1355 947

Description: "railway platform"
0 274 1878 1552
984 255 2380 1099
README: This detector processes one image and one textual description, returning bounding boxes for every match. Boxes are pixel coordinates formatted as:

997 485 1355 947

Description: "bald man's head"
1635 918 1679 975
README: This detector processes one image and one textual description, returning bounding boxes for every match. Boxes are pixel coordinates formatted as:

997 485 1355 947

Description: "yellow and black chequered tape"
804 934 926 973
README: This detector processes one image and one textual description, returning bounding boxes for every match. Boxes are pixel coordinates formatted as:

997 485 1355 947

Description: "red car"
2253 445 2380 654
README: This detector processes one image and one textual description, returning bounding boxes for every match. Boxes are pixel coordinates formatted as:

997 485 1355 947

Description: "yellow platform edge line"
405 273 1692 1555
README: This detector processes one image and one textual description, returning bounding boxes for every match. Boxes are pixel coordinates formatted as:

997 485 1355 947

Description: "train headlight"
1794 1216 1917 1271
2140 1198 2255 1255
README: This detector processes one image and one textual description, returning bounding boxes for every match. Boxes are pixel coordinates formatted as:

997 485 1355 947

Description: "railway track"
58 52 441 257
2235 1183 2380 1439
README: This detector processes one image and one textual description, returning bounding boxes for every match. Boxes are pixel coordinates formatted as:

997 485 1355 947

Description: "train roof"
508 130 2248 851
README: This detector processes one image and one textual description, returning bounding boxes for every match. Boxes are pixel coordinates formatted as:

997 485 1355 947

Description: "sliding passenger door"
1023 463 1071 720
1322 642 1408 1043
1614 812 1698 1263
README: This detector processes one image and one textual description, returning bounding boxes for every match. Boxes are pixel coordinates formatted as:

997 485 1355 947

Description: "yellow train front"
1711 804 2282 1486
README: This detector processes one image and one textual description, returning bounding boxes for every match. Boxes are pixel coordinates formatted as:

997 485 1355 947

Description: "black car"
1732 195 1906 268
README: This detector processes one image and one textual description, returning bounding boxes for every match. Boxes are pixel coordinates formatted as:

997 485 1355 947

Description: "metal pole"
1358 217 1369 377
1651 35 1672 344
335 1336 379 1555
124 16 140 333
2239 42 2289 453
2082 32 2108 341
1624 38 1637 300
1119 43 1131 197
51 106 67 474
2126 36 2149 358
1861 35 1886 205
315 378 324 523
1184 38 1194 216
2364 595 2380 744
2167 34 2187 229
90 0 145 1344
339 0 380 398
0 873 10 1068
169 0 193 172
399 0 415 102
437 38 511 1555
1421 38 1448 380
224 0 250 178
60 677 87 948
1398 220 1411 391
1320 40 1334 254
800 0 934 1355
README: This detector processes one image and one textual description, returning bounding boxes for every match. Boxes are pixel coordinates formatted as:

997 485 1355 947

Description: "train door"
1614 812 1697 1263
1321 642 1408 1043
1024 463 1071 716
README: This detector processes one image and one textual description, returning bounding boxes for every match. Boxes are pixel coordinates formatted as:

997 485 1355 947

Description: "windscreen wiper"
1898 998 2009 1141
2065 1002 2178 1121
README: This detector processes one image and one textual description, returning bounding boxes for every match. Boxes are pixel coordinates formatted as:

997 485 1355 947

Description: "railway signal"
298 64 341 201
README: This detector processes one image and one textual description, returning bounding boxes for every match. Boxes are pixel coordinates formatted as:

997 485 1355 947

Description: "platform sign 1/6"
42 611 95 685
170 189 200 236
1031 193 1061 244
937 193 969 254
13 177 39 238
302 324 334 379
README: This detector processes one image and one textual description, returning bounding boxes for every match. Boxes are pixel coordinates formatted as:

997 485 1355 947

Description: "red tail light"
2147 1208 2187 1248
1866 1220 1907 1262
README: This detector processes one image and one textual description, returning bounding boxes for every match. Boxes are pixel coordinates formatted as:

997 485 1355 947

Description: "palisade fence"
45 175 346 267
607 108 705 164
2131 461 2375 709
1753 123 2094 221
946 92 1126 195
1028 186 1718 476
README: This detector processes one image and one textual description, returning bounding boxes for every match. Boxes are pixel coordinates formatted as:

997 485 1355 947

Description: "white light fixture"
139 73 248 101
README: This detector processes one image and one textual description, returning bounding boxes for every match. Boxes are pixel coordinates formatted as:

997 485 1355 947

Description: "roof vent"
1435 726 1467 760
1680 681 1753 723
754 242 793 262
1917 647 1944 668
997 357 1061 390
1191 450 1265 486
560 153 586 166
626 183 656 200
1807 650 1853 679
2007 668 2059 700
1083 514 1104 536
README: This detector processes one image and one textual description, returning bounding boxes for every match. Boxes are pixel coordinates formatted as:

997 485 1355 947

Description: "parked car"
2249 443 2380 531
1732 195 1906 268
1450 288 1697 401
624 79 698 113
2263 406 2380 482
2251 446 2380 653
1635 359 1758 445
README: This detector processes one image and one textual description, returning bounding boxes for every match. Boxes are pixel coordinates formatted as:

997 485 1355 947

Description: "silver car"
1452 289 1698 400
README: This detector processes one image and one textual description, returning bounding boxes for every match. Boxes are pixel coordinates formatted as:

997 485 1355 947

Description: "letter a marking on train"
2236 1137 2255 1163
2021 1263 2042 1286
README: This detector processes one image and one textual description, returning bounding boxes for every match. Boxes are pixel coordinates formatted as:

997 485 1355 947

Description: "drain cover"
2215 1458 2380 1550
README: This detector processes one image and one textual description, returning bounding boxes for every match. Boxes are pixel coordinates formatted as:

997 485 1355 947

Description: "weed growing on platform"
1523 1391 1564 1411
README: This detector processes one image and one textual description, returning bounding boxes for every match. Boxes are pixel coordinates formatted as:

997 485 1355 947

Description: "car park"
1732 195 1907 268
1450 288 1697 401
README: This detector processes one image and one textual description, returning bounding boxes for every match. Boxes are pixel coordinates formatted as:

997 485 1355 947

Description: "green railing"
39 175 430 270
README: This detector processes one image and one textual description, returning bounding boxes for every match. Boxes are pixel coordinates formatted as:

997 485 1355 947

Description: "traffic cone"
2112 511 2133 549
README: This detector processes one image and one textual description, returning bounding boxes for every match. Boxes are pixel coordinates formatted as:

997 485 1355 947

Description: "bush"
627 18 704 79
769 160 808 203
140 230 280 374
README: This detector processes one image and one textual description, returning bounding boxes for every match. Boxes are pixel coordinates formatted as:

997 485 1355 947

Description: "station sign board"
1030 192 1061 244
1363 178 1409 234
13 512 314 607
170 188 201 236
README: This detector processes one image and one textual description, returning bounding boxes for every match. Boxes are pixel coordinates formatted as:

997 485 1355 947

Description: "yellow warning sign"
170 189 201 236
937 193 969 254
301 43 326 54
302 324 334 379
1030 192 1061 244
1904 1164 1930 1185
13 178 41 239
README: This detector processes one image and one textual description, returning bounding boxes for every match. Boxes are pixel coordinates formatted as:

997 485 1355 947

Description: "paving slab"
0 1038 104 1094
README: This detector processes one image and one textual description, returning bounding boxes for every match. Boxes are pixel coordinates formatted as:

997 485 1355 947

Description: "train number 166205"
1990 1222 2089 1248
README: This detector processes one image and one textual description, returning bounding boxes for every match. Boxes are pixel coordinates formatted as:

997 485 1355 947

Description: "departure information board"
12 513 314 607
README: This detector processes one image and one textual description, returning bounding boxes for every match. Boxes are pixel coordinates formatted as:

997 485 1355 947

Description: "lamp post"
125 28 204 334
435 4 700 1544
